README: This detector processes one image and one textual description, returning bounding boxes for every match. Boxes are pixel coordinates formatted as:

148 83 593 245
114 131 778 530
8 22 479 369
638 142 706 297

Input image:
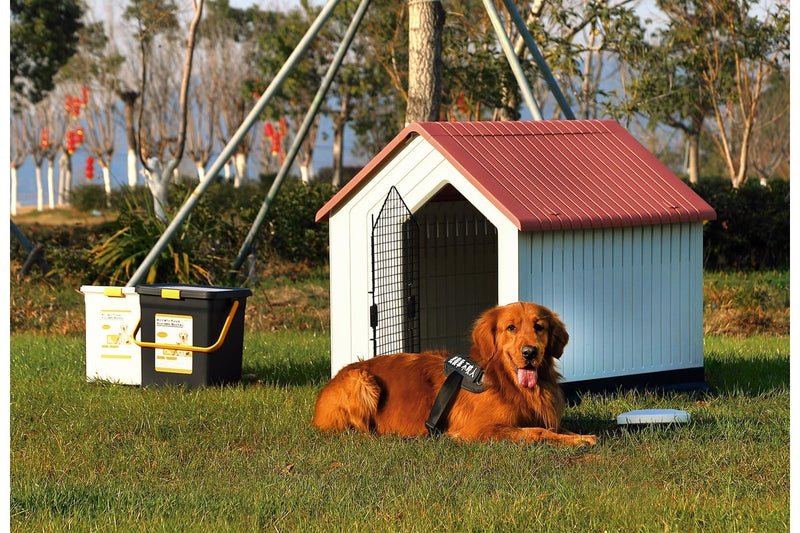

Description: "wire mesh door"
370 187 420 356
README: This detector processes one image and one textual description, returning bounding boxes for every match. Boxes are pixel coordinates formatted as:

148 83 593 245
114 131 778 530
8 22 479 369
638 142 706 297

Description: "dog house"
315 120 716 393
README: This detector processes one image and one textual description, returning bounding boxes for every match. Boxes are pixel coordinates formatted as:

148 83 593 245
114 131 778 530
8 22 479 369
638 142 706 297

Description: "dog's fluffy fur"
313 302 596 446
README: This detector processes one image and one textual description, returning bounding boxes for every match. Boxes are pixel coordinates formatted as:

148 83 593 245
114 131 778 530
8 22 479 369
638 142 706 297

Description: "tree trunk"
332 92 350 188
407 0 445 123
300 161 314 184
137 0 204 221
11 166 19 216
144 159 172 222
686 131 700 184
46 158 55 209
102 165 112 208
119 91 140 188
331 123 344 188
35 164 44 212
59 152 73 204
224 159 232 181
733 114 755 188
127 148 138 187
234 151 247 187
56 157 66 206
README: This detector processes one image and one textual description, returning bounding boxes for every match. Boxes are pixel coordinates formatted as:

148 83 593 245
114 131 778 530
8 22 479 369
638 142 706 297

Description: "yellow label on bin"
103 287 124 297
161 288 182 300
154 313 193 374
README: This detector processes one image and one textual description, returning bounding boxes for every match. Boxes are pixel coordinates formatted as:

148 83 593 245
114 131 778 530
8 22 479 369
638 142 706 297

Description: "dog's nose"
522 345 538 361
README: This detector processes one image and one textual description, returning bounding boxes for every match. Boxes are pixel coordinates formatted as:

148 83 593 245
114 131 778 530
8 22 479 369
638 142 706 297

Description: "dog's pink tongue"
517 368 538 388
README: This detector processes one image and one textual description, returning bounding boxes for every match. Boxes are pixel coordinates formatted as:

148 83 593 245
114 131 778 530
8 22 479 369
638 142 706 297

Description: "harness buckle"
444 355 486 393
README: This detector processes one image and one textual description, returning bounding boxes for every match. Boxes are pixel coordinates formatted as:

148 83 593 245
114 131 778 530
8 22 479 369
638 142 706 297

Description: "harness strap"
425 371 463 436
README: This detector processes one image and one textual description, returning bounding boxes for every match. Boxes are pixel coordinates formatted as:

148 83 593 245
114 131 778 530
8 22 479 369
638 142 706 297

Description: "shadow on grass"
242 359 329 387
704 353 789 395
561 349 790 439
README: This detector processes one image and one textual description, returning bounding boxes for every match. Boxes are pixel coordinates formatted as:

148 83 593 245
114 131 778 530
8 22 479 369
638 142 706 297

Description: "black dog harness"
425 355 486 436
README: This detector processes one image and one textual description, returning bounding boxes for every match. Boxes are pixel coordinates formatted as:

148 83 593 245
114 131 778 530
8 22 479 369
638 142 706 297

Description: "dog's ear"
547 314 569 359
470 306 501 364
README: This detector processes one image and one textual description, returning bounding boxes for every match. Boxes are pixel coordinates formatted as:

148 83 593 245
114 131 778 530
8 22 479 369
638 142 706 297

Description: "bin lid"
81 285 138 297
135 284 252 300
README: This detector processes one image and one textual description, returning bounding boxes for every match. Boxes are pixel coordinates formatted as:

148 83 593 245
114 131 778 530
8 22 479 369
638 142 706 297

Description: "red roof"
315 120 716 231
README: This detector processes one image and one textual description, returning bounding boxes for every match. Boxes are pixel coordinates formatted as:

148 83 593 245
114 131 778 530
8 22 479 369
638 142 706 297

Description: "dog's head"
469 302 568 389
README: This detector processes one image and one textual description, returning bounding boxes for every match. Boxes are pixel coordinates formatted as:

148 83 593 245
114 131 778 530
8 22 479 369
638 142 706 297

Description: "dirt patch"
12 205 116 227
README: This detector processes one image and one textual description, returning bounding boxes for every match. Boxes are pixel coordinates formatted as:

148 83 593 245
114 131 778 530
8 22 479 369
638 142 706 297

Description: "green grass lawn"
10 331 789 531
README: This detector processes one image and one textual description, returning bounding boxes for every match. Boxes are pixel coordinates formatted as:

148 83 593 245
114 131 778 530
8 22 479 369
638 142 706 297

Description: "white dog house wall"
315 120 716 394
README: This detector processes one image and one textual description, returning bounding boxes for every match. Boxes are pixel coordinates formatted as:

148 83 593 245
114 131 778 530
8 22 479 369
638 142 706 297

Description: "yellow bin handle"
131 300 240 354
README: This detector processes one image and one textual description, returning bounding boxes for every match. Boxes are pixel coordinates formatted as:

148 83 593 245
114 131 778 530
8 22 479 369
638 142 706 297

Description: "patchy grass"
10 267 789 338
703 271 789 336
10 333 789 531
245 260 330 333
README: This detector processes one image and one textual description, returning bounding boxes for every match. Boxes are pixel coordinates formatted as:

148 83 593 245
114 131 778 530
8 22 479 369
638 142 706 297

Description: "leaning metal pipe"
231 0 372 274
125 0 343 287
481 0 543 120
501 0 575 119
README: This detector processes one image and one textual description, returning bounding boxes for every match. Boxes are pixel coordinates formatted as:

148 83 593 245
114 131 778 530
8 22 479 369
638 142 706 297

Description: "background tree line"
10 0 790 220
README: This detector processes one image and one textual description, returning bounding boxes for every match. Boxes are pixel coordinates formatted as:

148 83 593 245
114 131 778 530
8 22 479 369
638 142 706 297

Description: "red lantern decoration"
66 130 76 154
40 129 49 150
64 95 81 118
75 126 84 145
81 86 89 107
271 131 281 156
85 157 94 180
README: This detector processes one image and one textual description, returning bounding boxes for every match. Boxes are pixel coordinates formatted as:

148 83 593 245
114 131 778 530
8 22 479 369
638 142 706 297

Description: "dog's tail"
312 368 380 433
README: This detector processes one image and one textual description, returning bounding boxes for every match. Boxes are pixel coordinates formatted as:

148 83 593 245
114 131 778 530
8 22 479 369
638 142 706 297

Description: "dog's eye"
534 323 544 332
506 324 517 332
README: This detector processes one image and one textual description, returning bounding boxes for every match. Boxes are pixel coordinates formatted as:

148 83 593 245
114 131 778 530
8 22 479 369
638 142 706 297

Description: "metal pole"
125 0 343 287
501 0 575 119
231 0 372 274
481 0 542 120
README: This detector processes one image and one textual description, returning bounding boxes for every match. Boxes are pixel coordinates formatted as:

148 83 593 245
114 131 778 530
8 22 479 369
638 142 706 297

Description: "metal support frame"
482 0 542 120
231 0 372 273
500 0 575 119
483 0 575 120
125 0 343 287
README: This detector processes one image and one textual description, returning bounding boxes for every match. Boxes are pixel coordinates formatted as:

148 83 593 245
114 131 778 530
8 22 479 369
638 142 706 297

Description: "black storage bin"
135 284 252 388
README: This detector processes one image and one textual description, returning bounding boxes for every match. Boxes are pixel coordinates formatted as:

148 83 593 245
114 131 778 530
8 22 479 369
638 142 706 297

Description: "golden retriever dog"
313 302 597 446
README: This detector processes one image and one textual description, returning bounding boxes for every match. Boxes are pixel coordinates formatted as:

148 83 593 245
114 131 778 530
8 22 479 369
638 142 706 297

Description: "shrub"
262 179 333 263
10 221 112 283
68 184 108 212
691 179 789 270
86 177 333 285
90 184 261 285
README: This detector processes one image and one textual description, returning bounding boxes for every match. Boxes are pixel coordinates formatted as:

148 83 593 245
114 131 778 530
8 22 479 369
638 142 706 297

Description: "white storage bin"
81 286 141 385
